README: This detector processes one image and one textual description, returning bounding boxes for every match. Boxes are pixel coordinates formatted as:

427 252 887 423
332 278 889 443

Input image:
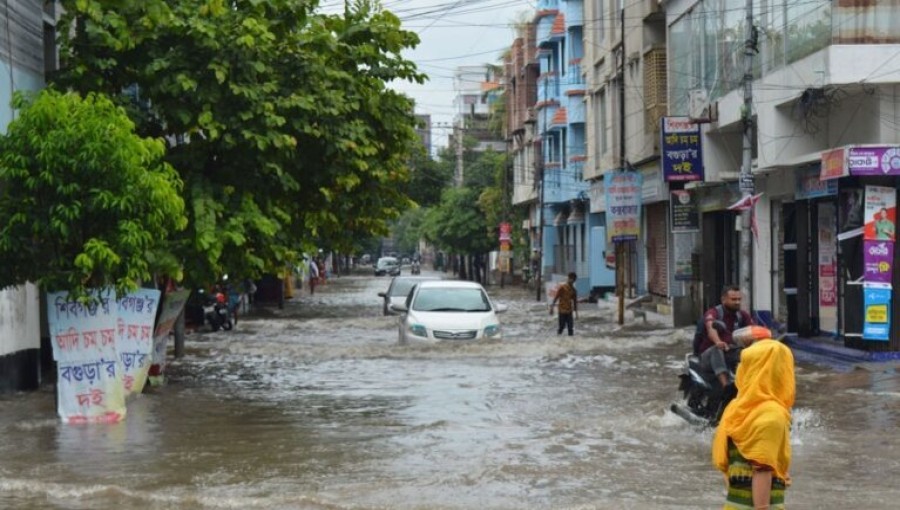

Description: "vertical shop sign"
670 189 699 232
863 287 892 341
818 204 837 333
604 171 643 243
863 241 894 286
864 185 896 241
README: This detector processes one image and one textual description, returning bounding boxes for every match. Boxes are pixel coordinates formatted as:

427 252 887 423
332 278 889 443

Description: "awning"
566 209 585 224
553 210 569 226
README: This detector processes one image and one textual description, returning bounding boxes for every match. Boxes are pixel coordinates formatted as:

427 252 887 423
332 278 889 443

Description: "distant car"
378 276 441 316
391 280 508 343
374 256 401 277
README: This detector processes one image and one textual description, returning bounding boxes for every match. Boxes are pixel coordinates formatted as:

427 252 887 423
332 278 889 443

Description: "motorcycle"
670 324 776 427
411 260 421 275
201 290 233 332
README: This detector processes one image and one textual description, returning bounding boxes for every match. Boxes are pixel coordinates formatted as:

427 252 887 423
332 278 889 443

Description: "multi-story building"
504 22 540 267
451 65 505 186
533 0 590 295
1 0 59 392
414 113 432 157
583 0 671 314
666 0 900 352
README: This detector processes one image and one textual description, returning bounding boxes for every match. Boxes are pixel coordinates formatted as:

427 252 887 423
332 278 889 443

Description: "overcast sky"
324 0 536 151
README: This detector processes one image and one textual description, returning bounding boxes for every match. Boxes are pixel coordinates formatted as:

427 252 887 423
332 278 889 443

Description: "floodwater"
2 269 900 509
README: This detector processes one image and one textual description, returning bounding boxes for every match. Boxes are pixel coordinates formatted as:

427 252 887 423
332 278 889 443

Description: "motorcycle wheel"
223 319 233 331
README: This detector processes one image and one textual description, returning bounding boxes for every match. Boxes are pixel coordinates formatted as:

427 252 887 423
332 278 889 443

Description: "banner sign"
117 289 161 395
820 147 848 180
48 289 126 424
796 165 837 199
863 286 891 341
661 117 704 182
149 290 191 387
864 185 896 241
863 240 894 287
499 222 512 248
670 189 699 232
818 203 837 333
849 146 900 176
604 171 643 243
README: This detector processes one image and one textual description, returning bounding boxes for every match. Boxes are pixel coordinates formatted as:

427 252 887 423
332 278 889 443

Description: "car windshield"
412 288 492 312
390 279 420 297
377 258 397 269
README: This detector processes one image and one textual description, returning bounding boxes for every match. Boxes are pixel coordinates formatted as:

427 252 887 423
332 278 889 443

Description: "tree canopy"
0 90 186 298
54 0 424 284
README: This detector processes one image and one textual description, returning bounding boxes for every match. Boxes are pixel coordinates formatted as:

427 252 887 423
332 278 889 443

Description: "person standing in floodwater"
549 272 578 336
712 338 795 509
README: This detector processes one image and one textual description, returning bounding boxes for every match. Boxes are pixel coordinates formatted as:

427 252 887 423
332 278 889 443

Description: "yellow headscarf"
712 339 795 481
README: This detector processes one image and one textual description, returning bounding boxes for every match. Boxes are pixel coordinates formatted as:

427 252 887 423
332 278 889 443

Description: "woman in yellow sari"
712 336 795 509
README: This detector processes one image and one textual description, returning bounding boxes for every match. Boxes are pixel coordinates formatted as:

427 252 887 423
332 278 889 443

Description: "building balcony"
535 9 559 47
537 72 560 103
566 94 585 124
542 162 589 204
536 101 560 134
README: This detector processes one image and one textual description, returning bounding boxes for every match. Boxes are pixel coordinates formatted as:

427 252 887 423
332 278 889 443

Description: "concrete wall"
0 284 42 391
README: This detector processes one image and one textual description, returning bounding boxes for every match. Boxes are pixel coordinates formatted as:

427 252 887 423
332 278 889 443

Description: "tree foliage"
0 90 186 298
54 0 424 284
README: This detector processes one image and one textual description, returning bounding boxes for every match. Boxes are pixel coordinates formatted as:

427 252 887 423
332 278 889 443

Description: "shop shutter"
646 203 669 297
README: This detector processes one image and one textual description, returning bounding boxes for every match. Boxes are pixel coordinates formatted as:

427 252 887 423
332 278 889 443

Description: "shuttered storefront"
646 202 669 297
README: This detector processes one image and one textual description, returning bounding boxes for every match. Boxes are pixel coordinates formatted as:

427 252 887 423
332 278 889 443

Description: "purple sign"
661 117 704 182
848 147 900 176
864 240 894 286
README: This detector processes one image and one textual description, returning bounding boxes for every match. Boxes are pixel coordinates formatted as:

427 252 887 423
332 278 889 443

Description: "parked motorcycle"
670 324 775 427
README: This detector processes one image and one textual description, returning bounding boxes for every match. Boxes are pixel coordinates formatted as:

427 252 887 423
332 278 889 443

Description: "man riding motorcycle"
694 285 755 389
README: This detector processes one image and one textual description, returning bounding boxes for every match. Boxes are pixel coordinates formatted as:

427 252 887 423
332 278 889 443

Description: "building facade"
667 0 900 351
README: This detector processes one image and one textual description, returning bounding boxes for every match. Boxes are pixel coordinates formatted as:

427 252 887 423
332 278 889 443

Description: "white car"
390 280 508 343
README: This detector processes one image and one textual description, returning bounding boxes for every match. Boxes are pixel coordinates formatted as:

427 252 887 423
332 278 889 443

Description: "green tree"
54 0 423 284
0 90 186 299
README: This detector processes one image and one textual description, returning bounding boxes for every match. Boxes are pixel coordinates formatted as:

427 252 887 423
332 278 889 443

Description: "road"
1 269 899 509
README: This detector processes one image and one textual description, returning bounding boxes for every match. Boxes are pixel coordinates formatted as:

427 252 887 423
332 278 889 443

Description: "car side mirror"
390 303 408 313
494 303 508 314
378 292 386 297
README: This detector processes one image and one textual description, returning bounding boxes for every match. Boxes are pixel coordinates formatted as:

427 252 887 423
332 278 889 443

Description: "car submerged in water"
378 275 441 316
374 256 401 277
390 280 508 343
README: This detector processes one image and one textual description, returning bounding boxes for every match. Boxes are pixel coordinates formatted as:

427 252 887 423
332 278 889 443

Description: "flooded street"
2 270 900 509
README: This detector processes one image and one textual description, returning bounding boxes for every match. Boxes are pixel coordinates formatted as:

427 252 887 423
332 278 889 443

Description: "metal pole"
616 5 626 325
739 0 756 310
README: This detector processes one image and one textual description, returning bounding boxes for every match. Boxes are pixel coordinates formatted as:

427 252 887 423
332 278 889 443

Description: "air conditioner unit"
688 89 710 122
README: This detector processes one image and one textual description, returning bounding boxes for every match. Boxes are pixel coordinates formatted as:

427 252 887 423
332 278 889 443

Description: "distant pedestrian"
712 338 795 509
309 257 319 295
550 272 578 336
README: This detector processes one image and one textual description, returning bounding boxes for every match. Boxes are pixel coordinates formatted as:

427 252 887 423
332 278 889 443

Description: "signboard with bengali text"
604 171 643 243
661 117 704 182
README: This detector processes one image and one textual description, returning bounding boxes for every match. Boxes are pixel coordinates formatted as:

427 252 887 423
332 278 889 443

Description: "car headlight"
408 324 427 337
484 324 501 337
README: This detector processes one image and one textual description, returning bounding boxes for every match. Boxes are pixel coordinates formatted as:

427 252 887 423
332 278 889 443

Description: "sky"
323 0 537 151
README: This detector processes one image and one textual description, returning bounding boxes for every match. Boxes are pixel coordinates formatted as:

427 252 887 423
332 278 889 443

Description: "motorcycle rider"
696 285 754 389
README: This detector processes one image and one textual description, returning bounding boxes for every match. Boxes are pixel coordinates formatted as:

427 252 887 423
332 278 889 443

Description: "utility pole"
616 5 626 325
739 0 757 310
456 124 465 187
536 54 548 302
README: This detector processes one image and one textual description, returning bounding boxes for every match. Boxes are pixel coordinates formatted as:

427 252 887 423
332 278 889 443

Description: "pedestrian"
309 257 319 295
712 337 795 510
549 272 578 336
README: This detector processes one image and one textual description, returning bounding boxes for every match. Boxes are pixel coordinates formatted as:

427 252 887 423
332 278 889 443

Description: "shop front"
821 146 900 354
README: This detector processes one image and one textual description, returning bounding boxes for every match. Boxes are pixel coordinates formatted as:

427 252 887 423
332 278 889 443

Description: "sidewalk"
785 334 900 370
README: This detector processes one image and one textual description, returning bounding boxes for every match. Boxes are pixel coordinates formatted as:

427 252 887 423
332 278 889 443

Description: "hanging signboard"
48 289 126 424
670 189 699 232
863 185 896 241
604 170 643 243
148 290 191 387
660 117 704 182
117 289 161 395
848 146 900 176
820 147 848 180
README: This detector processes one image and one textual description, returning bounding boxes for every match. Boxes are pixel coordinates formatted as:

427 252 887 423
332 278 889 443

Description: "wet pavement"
1 269 900 509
